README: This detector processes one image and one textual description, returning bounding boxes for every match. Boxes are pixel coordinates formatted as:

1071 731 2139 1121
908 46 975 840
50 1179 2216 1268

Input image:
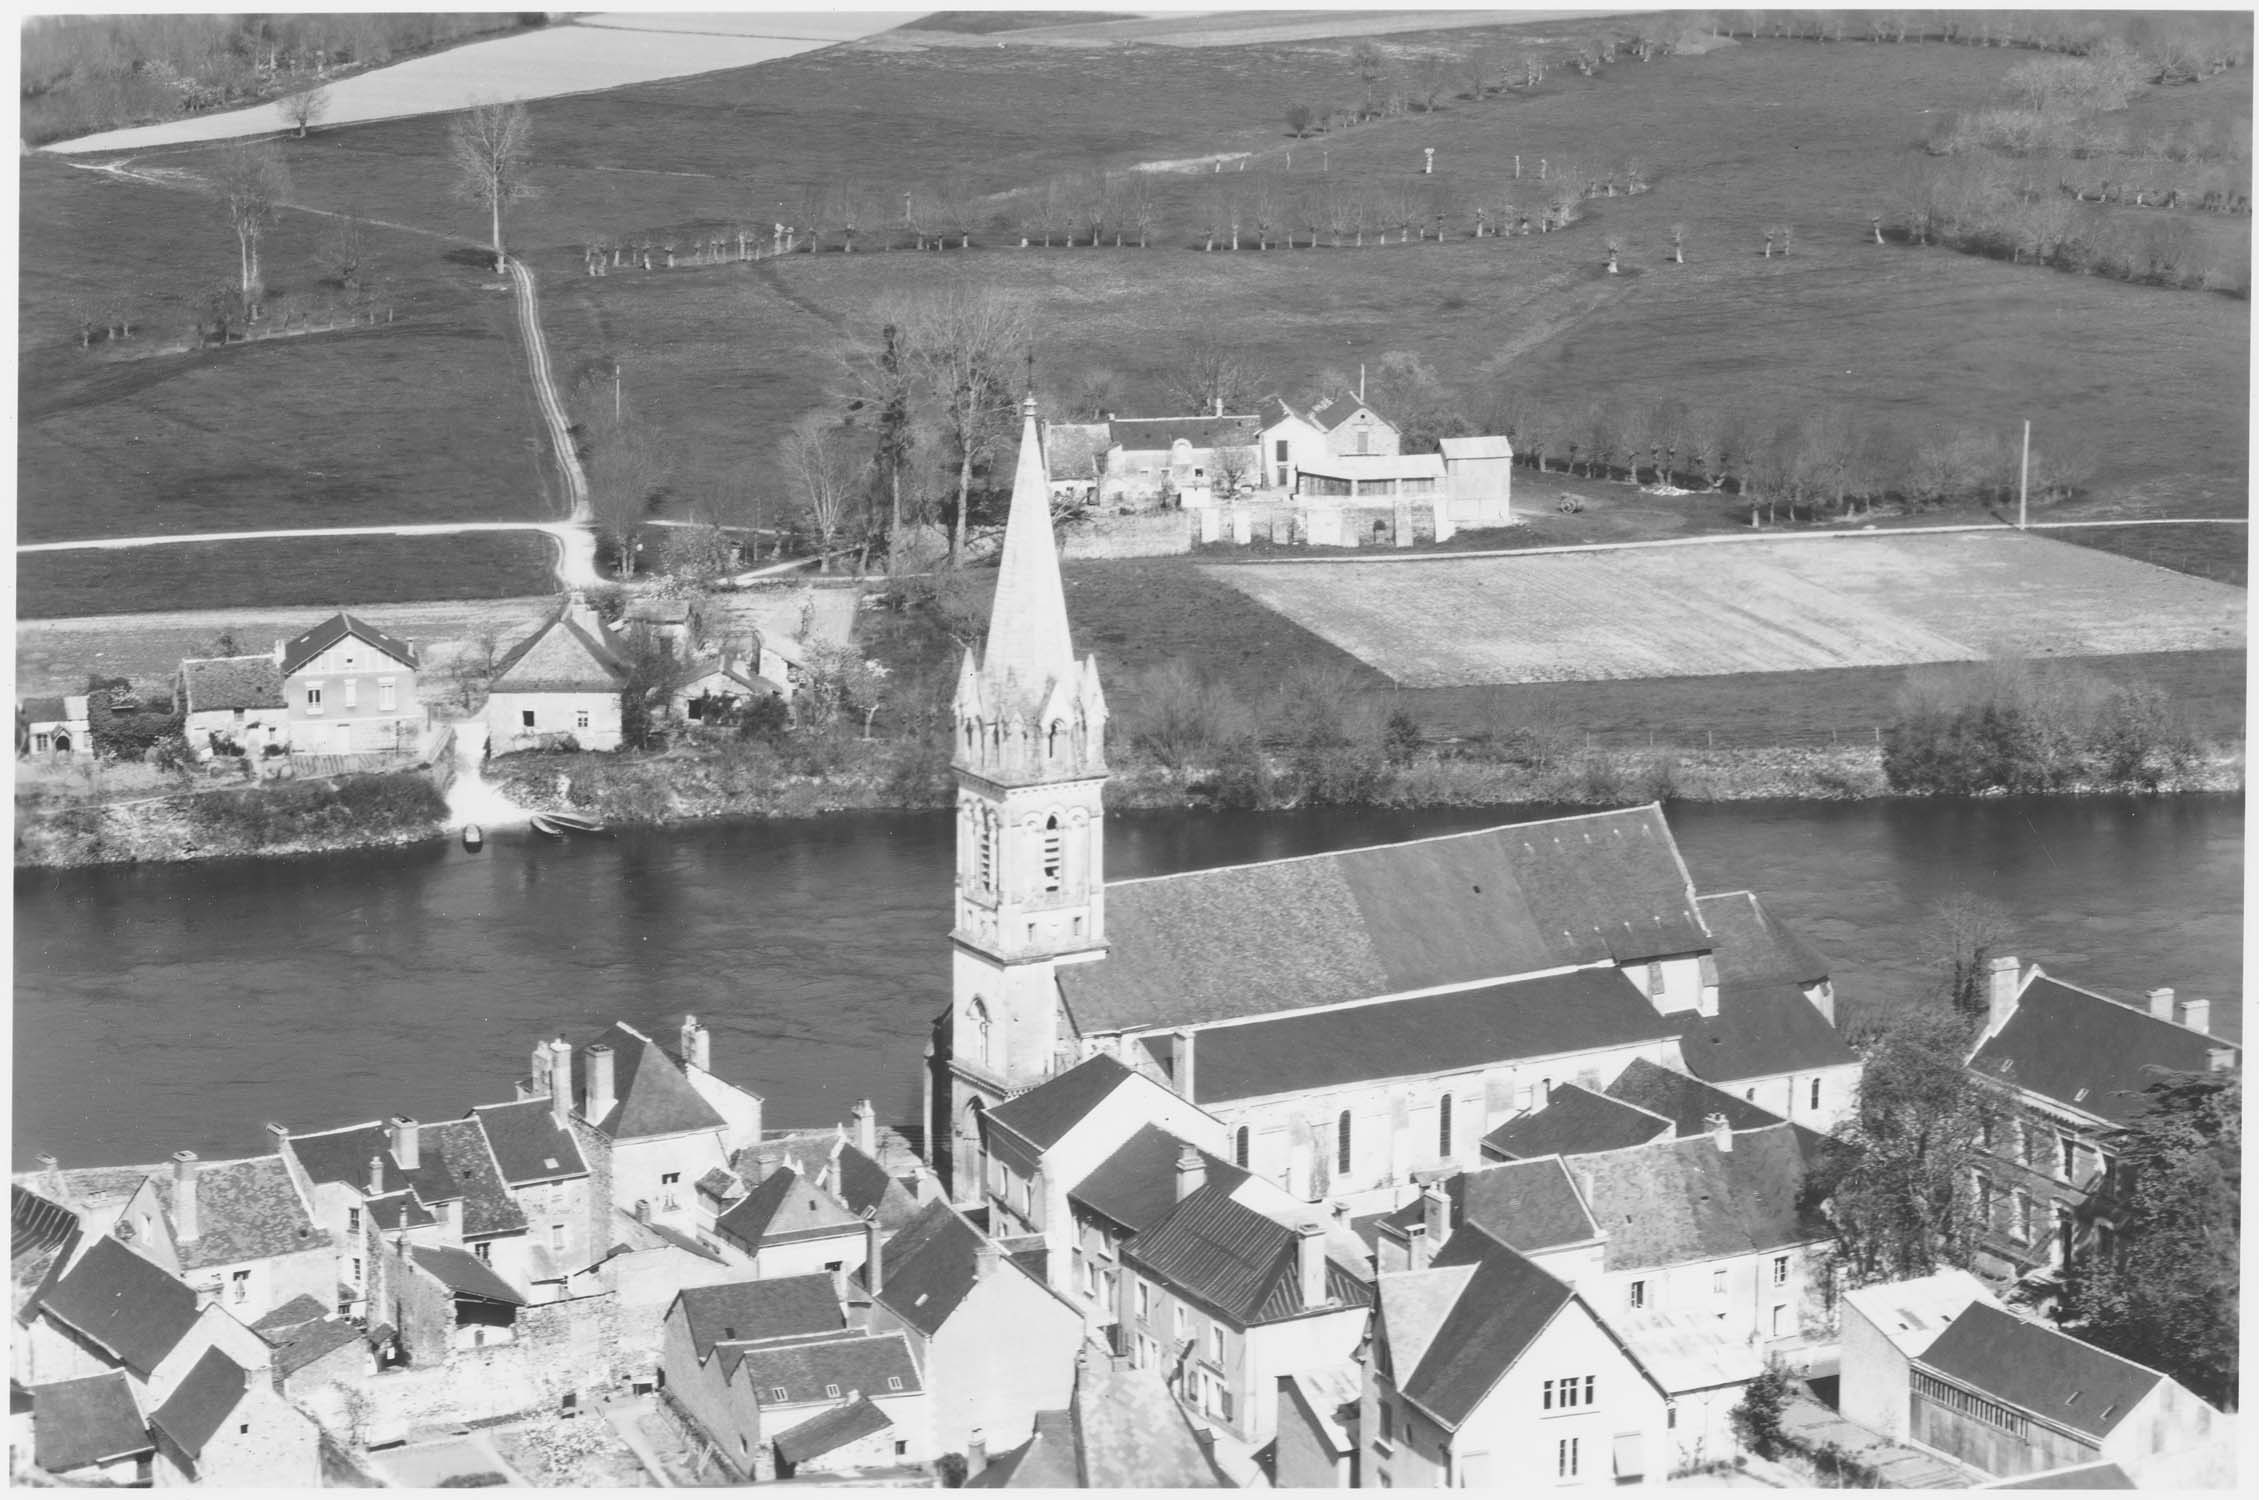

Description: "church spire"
980 395 1076 717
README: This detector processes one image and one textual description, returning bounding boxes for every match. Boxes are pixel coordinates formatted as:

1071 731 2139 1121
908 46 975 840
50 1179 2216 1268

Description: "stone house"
1273 1364 1361 1487
1839 1269 1997 1443
674 651 783 725
1679 892 1859 1131
276 611 424 756
25 1370 153 1484
472 1088 607 1293
1371 1160 1605 1286
175 657 288 757
17 694 92 760
1255 395 1330 492
1438 434 1516 525
733 1104 933 1236
1054 1124 1247 1349
1963 960 2238 1290
1364 1225 1671 1488
1090 414 1264 508
711 1166 871 1283
148 1344 322 1487
155 1152 337 1325
1040 420 1111 507
485 596 631 753
1309 393 1400 457
969 1350 1227 1487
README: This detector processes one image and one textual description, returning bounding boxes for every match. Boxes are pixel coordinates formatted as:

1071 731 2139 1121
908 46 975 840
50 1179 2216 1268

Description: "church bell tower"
935 395 1109 1201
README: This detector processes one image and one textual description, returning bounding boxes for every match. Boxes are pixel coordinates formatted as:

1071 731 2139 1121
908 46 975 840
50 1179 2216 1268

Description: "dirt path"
506 256 591 522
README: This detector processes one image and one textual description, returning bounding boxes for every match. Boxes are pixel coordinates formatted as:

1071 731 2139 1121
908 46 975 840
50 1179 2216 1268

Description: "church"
928 399 1855 1209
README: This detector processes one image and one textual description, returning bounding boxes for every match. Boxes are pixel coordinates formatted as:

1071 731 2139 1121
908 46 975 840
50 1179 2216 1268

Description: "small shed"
1440 435 1516 525
17 694 92 760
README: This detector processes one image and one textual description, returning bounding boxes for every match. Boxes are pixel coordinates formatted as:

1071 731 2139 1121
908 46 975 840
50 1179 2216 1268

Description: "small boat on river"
543 811 614 839
528 815 567 841
462 824 484 852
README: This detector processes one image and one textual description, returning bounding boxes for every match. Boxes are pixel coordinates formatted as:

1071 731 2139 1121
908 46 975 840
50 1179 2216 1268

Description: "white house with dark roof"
1255 394 1329 492
148 1344 321 1486
1839 1269 1998 1443
17 694 92 760
485 596 632 753
710 1165 870 1283
275 610 424 755
1682 891 1858 1129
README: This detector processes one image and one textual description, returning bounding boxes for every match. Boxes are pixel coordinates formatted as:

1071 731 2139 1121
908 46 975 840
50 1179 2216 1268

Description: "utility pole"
2018 418 2030 530
614 363 623 424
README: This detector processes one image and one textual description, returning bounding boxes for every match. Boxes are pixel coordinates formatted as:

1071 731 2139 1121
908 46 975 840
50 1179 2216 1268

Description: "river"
12 797 2244 1170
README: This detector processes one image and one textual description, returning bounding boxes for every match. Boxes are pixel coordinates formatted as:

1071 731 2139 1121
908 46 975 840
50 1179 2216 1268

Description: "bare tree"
581 393 670 579
1669 221 1687 262
1122 171 1159 248
780 412 862 569
316 210 371 293
448 99 534 273
1412 52 1454 112
1210 441 1254 499
887 286 1036 565
1250 180 1283 250
938 173 978 249
1461 47 1493 100
1166 332 1256 417
280 73 330 137
214 141 289 320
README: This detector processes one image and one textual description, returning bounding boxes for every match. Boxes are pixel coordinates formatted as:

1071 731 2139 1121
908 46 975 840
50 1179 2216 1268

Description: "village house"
1084 413 1264 508
661 1274 840 1476
1040 420 1111 507
1363 1224 1671 1488
1309 393 1400 457
1480 1057 1787 1164
967 1347 1227 1488
1963 958 2239 1290
468 1091 607 1298
673 649 783 726
24 1370 153 1484
174 657 288 758
148 1344 323 1487
21 1231 274 1410
1838 1268 1999 1445
1255 395 1330 492
1371 1160 1605 1285
1681 891 1859 1129
16 694 92 760
485 595 631 753
732 1101 934 1236
710 1165 870 1284
275 611 425 756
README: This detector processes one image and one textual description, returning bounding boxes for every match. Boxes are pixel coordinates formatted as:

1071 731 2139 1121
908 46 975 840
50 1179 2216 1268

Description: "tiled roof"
1572 1125 1827 1272
149 1347 246 1460
579 1024 728 1140
1383 1158 1600 1257
272 1316 366 1378
969 1408 1080 1488
1070 1124 1249 1235
773 1394 894 1463
1311 394 1391 432
163 1156 330 1272
1149 967 1683 1106
365 1190 435 1232
1105 415 1260 452
470 1099 588 1186
252 1293 332 1339
715 1168 861 1255
280 611 418 674
1677 983 1855 1085
1481 1082 1672 1161
867 1201 1002 1338
675 1275 843 1362
1041 421 1111 481
285 1122 407 1196
1698 892 1831 986
1605 1058 1787 1139
1970 974 2238 1126
1077 1357 1229 1487
1391 1227 1574 1429
734 1134 922 1232
1438 435 1513 460
32 1371 151 1472
410 1245 525 1305
733 1331 921 1408
19 695 69 722
1256 394 1310 430
1061 806 1707 1035
178 656 285 713
985 1053 1132 1151
1919 1304 2164 1439
1124 1184 1365 1327
489 606 630 694
39 1234 200 1377
407 1121 526 1239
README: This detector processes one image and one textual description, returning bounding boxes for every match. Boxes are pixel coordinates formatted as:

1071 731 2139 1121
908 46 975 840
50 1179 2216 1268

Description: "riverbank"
14 770 449 870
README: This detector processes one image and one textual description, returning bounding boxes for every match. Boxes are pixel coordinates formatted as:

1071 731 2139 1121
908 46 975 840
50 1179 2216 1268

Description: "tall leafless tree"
280 73 329 137
780 412 863 569
214 141 289 319
886 287 1036 565
1166 332 1256 417
448 99 534 273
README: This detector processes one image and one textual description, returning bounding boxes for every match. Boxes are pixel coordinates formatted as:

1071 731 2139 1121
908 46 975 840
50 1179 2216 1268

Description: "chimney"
853 1098 877 1156
635 1198 651 1224
974 1238 1001 1282
271 638 286 664
1174 1145 1207 1203
586 1044 616 1125
1296 1222 1329 1309
1987 955 2021 1035
444 1197 463 1241
548 1038 574 1130
1406 1222 1430 1271
366 1155 386 1196
531 1040 554 1098
2177 998 2211 1035
864 1209 885 1297
1421 1180 1450 1246
171 1151 200 1242
1706 1112 1732 1153
2146 987 2175 1022
967 1430 988 1479
37 1153 65 1203
679 1015 710 1073
2208 1046 2235 1072
1170 1028 1197 1103
389 1115 420 1172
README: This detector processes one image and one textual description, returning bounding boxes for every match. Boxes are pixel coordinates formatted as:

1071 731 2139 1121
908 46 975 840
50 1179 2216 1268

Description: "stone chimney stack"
1405 1221 1430 1271
1170 1028 1197 1103
2147 987 2175 1022
2177 998 2211 1035
1987 955 2022 1035
864 1210 885 1296
1421 1180 1450 1247
548 1039 574 1130
853 1098 877 1157
389 1116 420 1172
366 1155 386 1196
1296 1222 1329 1309
1174 1145 1207 1203
967 1430 989 1479
171 1151 200 1242
586 1044 616 1126
1706 1112 1732 1154
679 1015 710 1073
974 1238 1000 1282
531 1040 554 1099
37 1154 65 1204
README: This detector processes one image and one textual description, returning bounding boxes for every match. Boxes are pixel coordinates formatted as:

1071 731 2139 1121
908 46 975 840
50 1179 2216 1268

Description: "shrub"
1577 752 1625 803
739 695 792 742
1209 735 1275 809
584 583 627 624
1639 754 1681 803
1882 661 2192 794
1730 1358 1794 1460
1384 707 1425 766
1124 659 1255 771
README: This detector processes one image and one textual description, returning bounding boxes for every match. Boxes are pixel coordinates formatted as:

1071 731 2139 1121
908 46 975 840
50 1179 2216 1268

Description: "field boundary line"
21 522 575 552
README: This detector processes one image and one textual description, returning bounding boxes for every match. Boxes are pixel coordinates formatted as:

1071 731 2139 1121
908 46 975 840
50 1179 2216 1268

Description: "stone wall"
1059 513 1193 560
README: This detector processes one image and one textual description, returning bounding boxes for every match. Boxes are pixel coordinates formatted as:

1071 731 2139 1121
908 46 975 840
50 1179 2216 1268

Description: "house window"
771 1388 787 1402
1551 1376 1595 1410
1377 1398 1396 1449
231 1269 251 1302
887 1376 903 1392
661 1172 681 1210
1356 427 1371 456
894 1440 908 1456
1208 1325 1226 1366
1713 1269 1728 1295
1173 1304 1187 1342
1275 439 1289 461
350 1256 363 1286
1041 816 1063 894
1772 1255 1790 1287
305 685 324 714
1772 1304 1787 1336
521 709 536 728
1646 962 1665 997
32 733 49 753
551 1223 567 1252
343 677 357 709
1234 1126 1250 1168
1667 1401 1679 1430
1627 1281 1647 1309
1809 1077 1823 1112
475 1240 492 1263
348 1206 361 1234
1557 1437 1580 1479
2013 1192 2035 1245
1336 1111 1353 1175
1136 1283 1151 1323
379 678 396 711
1438 1094 1454 1158
575 709 590 730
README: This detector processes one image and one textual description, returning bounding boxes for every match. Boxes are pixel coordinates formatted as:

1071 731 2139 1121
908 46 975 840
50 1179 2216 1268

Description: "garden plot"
1206 533 2246 687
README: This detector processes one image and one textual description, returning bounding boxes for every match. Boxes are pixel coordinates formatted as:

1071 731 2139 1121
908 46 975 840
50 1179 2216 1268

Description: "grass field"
1206 532 2246 687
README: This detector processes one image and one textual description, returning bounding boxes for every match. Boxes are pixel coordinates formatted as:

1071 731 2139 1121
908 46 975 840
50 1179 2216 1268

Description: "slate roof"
675 1275 843 1362
1439 435 1514 460
285 1122 408 1196
489 605 630 694
1041 421 1110 482
365 1191 436 1232
733 1134 921 1232
12 1186 80 1312
733 1331 921 1407
271 1316 366 1378
1062 806 1707 1034
20 695 69 722
1572 1125 1827 1272
1077 1357 1229 1487
178 656 285 713
1482 1083 1671 1161
1256 394 1313 430
470 1099 589 1186
162 1156 330 1271
577 1024 728 1140
969 1408 1080 1488
1969 974 2238 1126
39 1234 201 1377
32 1371 151 1472
985 1053 1133 1151
773 1394 893 1463
1605 1058 1788 1139
1919 1304 2165 1439
280 611 418 674
1105 415 1260 452
866 1201 1012 1338
1677 983 1855 1085
406 1120 526 1238
1070 1124 1249 1235
1698 892 1831 986
149 1347 247 1460
1389 1227 1576 1429
410 1245 526 1305
1311 394 1392 432
1382 1158 1601 1257
1124 1184 1366 1327
1149 967 1683 1106
715 1168 862 1255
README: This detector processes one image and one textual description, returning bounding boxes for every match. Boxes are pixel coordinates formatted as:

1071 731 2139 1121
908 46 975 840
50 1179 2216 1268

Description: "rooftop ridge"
2022 966 2240 1047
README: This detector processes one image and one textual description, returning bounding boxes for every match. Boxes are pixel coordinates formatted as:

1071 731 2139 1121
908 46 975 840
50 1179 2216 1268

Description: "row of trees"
1881 661 2199 795
1697 10 2248 78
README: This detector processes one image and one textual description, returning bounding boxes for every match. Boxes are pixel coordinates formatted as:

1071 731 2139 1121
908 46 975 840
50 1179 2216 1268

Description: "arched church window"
1336 1111 1353 1175
1047 720 1062 760
1439 1094 1454 1158
970 999 993 1068
1041 815 1063 894
1235 1126 1251 1169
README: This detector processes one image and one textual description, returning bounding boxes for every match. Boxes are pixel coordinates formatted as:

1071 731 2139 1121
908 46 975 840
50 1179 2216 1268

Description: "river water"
12 797 2244 1170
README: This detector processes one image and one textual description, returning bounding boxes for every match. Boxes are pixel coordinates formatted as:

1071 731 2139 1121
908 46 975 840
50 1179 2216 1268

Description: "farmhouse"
1084 413 1263 508
175 657 287 757
485 596 631 753
1255 395 1329 491
276 612 424 757
1310 393 1399 457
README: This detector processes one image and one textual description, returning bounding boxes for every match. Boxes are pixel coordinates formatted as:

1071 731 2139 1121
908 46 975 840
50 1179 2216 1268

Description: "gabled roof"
470 1098 589 1186
773 1394 893 1464
1077 1356 1230 1487
1124 1184 1365 1327
39 1234 200 1377
365 1190 435 1232
1481 1082 1672 1161
1605 1058 1787 1139
984 1053 1133 1151
578 1024 728 1140
1438 435 1513 460
732 1330 921 1407
405 1121 526 1238
178 656 285 713
489 604 630 694
674 1275 843 1362
866 1201 1015 1338
279 611 418 674
1041 421 1111 481
410 1245 526 1305
1382 1157 1601 1257
1697 891 1831 987
733 1132 923 1232
1070 1124 1249 1235
714 1167 862 1255
1146 967 1683 1106
1840 1270 1993 1359
148 1347 247 1460
1256 394 1316 431
1390 1227 1576 1429
285 1122 407 1196
1572 1125 1828 1271
1378 1261 1477 1383
1918 1304 2166 1439
19 694 70 722
1969 973 2238 1126
32 1371 151 1472
1677 983 1855 1085
271 1315 366 1378
1061 806 1707 1035
13 1184 80 1276
163 1156 330 1271
1311 394 1392 432
252 1293 332 1339
1105 415 1260 452
968 1408 1080 1488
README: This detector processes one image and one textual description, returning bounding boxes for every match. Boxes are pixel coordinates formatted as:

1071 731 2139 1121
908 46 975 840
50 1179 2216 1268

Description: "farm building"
1079 414 1263 509
1439 435 1516 525
485 597 631 754
1256 395 1330 492
18 694 92 760
1295 452 1446 500
1310 394 1399 457
175 657 288 758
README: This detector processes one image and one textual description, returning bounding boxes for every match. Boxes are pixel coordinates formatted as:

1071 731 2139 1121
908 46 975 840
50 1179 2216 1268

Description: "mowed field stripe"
1203 533 2243 688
